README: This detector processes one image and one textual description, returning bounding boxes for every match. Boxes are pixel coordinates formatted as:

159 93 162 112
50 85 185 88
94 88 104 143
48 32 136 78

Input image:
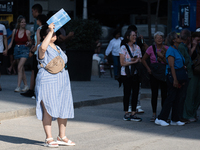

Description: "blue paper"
46 8 71 32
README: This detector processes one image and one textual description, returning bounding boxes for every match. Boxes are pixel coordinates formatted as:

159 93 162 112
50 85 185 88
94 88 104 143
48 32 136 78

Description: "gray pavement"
0 101 200 150
0 70 151 120
0 71 200 150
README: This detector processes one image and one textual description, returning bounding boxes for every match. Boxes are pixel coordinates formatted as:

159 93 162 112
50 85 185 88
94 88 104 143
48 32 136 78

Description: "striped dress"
35 45 74 121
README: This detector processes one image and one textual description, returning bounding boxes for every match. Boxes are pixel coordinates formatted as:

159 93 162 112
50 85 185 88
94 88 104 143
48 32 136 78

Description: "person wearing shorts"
0 23 8 91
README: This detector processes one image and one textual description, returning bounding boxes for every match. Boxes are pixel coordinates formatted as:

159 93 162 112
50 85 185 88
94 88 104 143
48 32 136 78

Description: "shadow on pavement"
72 99 200 140
0 135 43 145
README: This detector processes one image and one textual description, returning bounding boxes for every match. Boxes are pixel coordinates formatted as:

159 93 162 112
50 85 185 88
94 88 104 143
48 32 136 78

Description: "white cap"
196 28 200 32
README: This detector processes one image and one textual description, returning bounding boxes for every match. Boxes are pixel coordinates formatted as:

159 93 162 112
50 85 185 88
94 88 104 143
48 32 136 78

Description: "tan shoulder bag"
40 46 65 74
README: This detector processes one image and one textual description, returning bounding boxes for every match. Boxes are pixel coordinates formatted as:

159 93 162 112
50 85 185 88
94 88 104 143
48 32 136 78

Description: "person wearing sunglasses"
155 31 186 126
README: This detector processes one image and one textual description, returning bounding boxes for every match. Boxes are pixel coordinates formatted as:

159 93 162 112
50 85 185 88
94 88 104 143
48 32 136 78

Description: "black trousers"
122 75 140 112
150 75 167 114
158 75 185 121
32 55 38 79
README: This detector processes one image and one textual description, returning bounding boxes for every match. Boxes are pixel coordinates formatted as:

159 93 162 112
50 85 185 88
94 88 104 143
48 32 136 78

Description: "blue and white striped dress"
35 45 74 121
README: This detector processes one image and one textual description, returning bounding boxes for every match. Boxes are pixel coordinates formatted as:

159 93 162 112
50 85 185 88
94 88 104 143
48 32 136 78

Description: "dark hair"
180 29 191 40
46 11 54 20
32 4 43 14
40 24 48 42
36 14 47 25
127 25 137 32
167 31 177 46
112 29 120 38
120 30 133 46
191 31 200 38
16 15 26 29
9 21 15 30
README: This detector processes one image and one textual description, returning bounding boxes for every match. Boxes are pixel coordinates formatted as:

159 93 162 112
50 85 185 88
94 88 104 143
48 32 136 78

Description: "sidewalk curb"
0 93 151 121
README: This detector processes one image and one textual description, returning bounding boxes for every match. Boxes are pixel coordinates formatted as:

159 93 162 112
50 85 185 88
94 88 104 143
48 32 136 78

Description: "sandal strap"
68 140 72 144
45 138 53 142
57 136 67 141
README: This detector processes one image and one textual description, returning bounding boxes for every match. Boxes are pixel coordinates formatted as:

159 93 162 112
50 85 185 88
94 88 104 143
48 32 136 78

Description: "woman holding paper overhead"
35 23 75 147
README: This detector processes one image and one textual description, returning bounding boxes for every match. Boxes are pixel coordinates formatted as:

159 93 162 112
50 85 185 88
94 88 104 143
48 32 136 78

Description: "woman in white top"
119 30 142 122
105 29 123 79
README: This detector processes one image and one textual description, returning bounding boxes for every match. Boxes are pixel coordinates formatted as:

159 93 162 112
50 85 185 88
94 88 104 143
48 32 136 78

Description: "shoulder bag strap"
173 45 185 65
125 44 133 58
152 44 157 61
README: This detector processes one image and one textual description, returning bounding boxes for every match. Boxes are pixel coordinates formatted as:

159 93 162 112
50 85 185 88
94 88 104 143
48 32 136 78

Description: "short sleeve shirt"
166 46 185 74
146 45 169 64
119 44 142 76
0 24 7 53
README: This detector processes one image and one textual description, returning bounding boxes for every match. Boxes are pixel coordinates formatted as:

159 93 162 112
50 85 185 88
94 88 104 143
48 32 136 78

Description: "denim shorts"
14 45 29 59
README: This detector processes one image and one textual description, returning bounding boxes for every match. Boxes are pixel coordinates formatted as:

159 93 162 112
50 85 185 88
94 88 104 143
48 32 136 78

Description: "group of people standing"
105 25 200 127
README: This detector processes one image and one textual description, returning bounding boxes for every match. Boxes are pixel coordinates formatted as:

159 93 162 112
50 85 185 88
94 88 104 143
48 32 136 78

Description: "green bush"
64 18 102 50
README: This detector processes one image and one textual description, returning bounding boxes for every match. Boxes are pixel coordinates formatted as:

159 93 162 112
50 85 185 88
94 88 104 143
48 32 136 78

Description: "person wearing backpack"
119 30 142 122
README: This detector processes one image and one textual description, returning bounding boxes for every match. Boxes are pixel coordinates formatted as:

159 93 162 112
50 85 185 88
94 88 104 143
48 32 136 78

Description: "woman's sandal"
56 136 76 146
44 138 59 148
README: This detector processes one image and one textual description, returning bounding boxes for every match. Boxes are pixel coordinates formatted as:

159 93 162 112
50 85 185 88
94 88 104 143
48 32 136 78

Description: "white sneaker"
128 106 132 113
155 118 169 126
137 108 144 113
14 87 21 92
170 121 185 126
22 85 29 92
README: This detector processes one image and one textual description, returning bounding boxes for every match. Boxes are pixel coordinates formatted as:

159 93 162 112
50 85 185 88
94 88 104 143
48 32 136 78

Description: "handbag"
168 67 188 84
124 44 142 78
167 46 188 84
149 45 166 81
40 47 65 74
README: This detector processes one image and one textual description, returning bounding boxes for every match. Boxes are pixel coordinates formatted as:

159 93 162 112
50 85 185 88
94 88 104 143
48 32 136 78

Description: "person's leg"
112 55 120 78
177 79 190 120
122 76 132 113
135 83 144 113
29 70 35 90
131 75 140 115
57 118 67 138
160 80 168 108
193 76 200 118
40 101 58 146
8 55 16 74
183 76 198 119
22 65 28 86
158 79 178 121
171 87 182 122
57 118 75 145
150 75 159 115
17 57 27 87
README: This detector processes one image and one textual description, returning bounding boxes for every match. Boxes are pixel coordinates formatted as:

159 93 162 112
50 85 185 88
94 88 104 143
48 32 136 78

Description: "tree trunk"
155 0 160 32
83 0 88 19
148 1 152 45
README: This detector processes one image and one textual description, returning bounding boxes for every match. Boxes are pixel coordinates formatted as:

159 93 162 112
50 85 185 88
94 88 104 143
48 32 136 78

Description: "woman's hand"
147 68 151 74
131 57 137 61
173 79 179 88
25 41 31 47
3 49 8 56
48 23 55 32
